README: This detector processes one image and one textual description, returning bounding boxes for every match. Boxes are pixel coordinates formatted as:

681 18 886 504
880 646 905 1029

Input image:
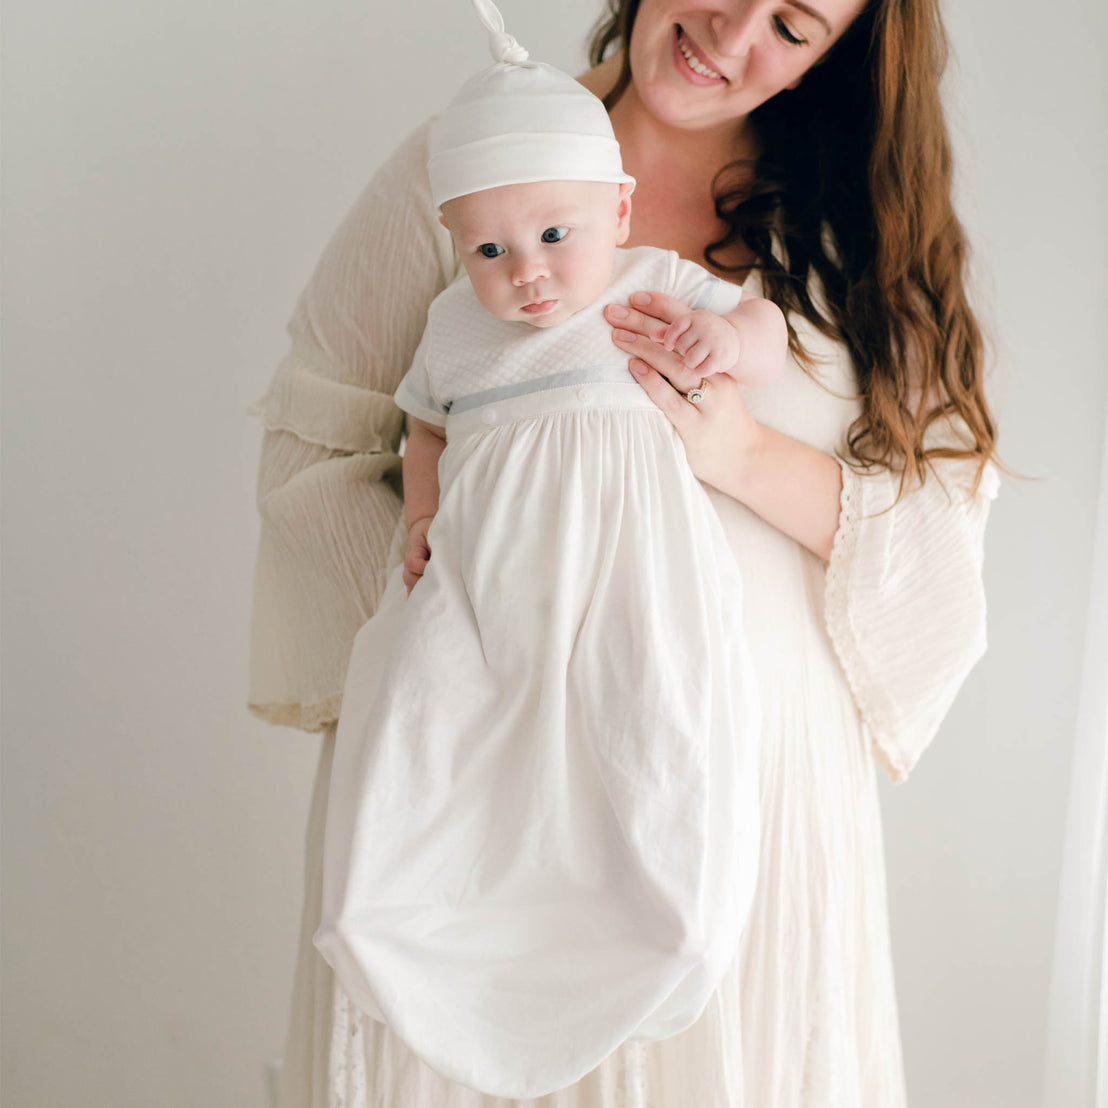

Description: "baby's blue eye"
541 227 568 244
478 243 505 258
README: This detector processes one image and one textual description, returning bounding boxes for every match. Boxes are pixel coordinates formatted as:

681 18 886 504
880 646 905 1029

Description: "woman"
249 0 999 1104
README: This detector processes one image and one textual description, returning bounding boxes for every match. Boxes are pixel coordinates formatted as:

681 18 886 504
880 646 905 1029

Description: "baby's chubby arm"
658 294 787 387
402 417 447 593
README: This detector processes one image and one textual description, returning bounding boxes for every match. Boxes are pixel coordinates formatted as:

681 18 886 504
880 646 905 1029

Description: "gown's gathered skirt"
313 383 761 1099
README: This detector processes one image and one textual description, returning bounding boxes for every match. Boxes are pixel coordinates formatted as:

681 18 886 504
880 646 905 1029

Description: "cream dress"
249 121 998 1108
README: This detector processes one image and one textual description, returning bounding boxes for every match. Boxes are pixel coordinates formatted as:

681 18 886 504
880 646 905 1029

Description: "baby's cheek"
576 277 611 316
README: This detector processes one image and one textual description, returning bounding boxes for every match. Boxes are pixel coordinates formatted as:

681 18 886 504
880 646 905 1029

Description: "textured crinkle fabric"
248 121 454 731
824 456 998 784
255 118 997 1108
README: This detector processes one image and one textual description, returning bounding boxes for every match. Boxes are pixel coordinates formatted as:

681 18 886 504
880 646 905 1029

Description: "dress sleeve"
823 438 1000 784
668 255 744 314
394 328 449 428
249 119 457 732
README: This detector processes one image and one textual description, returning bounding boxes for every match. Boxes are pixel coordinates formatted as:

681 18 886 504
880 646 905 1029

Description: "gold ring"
686 378 709 405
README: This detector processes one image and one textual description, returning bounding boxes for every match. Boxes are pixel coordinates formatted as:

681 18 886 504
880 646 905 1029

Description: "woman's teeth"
678 30 722 79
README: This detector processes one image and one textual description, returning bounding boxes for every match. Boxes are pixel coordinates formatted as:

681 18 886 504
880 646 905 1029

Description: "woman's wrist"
703 411 766 503
713 420 843 562
731 414 768 499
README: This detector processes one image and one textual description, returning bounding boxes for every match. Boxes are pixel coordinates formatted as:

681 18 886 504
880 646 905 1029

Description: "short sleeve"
394 327 449 428
824 448 1000 783
668 255 744 315
249 119 457 732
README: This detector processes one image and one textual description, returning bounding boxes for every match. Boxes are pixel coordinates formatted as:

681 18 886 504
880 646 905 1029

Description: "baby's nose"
512 253 550 286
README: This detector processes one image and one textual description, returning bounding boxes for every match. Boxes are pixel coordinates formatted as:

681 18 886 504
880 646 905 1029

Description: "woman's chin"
628 62 733 132
637 85 737 134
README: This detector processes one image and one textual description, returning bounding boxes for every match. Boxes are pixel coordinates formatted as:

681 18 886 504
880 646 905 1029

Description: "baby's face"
440 180 633 329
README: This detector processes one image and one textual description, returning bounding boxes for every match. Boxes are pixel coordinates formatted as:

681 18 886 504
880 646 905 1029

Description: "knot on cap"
471 0 533 66
488 28 530 65
426 1 637 210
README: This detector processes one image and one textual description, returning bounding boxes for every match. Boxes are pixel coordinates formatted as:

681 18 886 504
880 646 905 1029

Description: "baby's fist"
403 516 433 594
659 309 741 376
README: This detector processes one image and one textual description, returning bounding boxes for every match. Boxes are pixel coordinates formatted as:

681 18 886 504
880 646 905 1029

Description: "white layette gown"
312 246 760 1099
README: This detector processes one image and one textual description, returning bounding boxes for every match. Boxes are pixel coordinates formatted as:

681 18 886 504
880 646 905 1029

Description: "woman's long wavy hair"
590 0 997 490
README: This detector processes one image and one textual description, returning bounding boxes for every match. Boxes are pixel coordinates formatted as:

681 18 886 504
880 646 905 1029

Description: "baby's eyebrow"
455 230 497 245
454 209 583 244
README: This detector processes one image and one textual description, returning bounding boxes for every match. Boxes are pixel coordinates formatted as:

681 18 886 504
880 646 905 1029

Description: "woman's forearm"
403 420 447 530
713 422 843 562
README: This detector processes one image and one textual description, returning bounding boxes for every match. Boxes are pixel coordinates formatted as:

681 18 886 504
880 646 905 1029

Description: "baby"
402 176 785 591
313 1 786 1099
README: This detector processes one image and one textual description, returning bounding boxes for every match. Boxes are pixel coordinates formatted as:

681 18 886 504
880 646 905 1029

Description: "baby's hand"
403 516 434 594
658 309 740 377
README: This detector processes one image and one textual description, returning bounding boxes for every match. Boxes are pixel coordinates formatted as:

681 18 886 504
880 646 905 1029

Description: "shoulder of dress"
608 245 683 293
428 270 475 314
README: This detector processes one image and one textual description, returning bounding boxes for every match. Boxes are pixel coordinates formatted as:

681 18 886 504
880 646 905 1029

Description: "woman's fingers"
606 292 725 389
627 359 697 432
627 290 688 324
629 362 757 492
604 304 668 344
611 327 705 393
604 291 689 341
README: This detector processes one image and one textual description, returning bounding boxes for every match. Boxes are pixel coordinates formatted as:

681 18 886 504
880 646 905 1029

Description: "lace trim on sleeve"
824 461 913 784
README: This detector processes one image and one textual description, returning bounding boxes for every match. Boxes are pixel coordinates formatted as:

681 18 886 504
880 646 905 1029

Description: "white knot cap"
488 29 530 66
428 60 635 210
471 0 533 66
428 0 635 210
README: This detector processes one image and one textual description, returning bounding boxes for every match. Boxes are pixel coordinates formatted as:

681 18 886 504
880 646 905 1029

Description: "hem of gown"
249 694 342 734
823 461 911 786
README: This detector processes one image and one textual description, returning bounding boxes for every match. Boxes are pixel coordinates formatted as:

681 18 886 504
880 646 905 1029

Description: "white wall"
1 1 1103 1106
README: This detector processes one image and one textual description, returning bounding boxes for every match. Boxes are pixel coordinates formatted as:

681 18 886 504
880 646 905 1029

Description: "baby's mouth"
521 299 557 315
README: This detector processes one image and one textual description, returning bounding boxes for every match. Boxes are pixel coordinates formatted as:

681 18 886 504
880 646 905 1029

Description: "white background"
1 1 1105 1105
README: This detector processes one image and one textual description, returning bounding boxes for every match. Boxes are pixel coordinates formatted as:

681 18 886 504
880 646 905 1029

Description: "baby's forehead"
444 179 619 231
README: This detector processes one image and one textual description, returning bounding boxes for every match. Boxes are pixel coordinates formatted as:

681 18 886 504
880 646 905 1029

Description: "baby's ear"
615 180 634 245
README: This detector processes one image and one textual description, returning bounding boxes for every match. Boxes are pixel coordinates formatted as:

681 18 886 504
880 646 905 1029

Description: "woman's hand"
606 290 844 561
605 291 763 494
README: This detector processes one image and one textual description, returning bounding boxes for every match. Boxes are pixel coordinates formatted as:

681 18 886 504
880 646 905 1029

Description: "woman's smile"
673 25 726 84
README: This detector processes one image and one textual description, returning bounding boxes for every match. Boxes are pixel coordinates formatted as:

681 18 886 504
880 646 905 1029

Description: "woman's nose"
512 253 550 286
709 1 759 62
